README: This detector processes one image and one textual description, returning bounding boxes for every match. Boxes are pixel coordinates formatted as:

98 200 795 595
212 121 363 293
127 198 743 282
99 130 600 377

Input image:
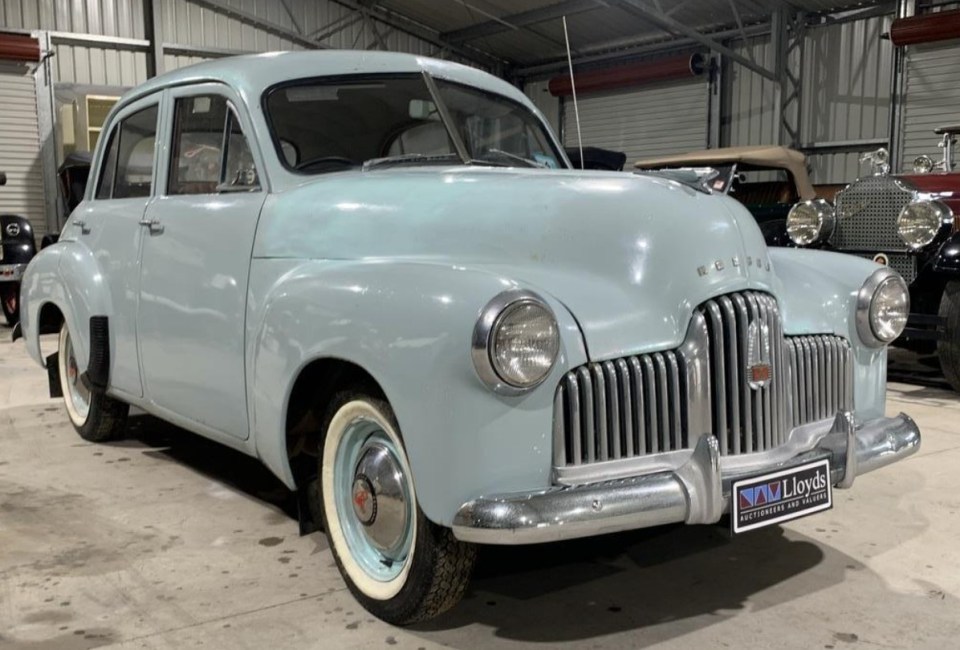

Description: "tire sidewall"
58 324 91 429
939 281 960 391
320 397 417 602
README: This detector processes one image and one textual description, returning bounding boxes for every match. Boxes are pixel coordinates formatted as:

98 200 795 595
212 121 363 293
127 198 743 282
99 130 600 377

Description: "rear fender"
20 242 112 371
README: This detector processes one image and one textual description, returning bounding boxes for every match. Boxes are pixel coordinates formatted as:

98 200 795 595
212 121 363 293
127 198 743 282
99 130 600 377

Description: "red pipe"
548 52 705 97
890 9 960 46
0 33 41 62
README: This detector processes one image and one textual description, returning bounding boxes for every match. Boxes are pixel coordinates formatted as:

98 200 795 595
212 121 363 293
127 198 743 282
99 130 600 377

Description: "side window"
169 94 259 195
222 111 259 189
95 129 119 200
113 105 159 199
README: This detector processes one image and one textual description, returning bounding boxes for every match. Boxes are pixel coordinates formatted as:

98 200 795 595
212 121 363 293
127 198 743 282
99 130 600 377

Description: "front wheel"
938 281 960 392
58 323 129 441
319 393 476 625
1 282 18 326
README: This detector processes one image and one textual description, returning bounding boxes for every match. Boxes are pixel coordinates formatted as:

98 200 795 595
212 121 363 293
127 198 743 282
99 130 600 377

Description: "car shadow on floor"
108 413 838 644
413 523 833 644
116 413 300 521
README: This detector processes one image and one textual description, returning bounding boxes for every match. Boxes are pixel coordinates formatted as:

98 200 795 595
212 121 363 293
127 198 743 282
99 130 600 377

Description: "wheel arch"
282 356 388 490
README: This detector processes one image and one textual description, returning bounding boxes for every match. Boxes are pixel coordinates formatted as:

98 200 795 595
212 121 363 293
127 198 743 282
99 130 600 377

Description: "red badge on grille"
749 363 771 384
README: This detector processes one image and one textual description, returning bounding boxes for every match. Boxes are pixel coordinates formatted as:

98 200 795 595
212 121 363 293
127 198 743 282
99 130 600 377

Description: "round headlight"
787 199 835 246
913 155 935 174
472 290 560 393
897 200 951 250
856 268 909 347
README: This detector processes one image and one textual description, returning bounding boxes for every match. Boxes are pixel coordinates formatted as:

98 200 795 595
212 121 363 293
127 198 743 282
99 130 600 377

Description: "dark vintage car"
0 171 38 326
784 125 960 390
635 146 841 246
566 146 627 171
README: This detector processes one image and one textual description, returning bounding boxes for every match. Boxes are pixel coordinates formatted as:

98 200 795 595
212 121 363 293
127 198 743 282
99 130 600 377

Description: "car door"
137 84 267 439
65 95 164 399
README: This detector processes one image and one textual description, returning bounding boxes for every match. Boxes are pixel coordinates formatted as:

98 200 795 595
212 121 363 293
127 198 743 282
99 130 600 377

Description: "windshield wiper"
362 153 461 171
472 149 546 168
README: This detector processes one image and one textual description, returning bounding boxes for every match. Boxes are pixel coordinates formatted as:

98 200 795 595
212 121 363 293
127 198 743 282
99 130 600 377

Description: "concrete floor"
1 328 959 650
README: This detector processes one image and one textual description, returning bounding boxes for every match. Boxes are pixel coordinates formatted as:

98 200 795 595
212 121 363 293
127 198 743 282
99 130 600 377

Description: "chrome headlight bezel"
896 199 953 251
912 155 935 174
786 198 835 246
471 289 560 395
856 268 909 348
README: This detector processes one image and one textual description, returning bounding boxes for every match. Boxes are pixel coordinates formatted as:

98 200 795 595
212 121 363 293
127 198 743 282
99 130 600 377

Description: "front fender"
20 242 113 370
770 247 887 419
247 259 588 526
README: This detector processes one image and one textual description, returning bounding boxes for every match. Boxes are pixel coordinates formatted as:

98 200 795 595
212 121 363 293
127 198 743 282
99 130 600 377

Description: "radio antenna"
562 16 584 170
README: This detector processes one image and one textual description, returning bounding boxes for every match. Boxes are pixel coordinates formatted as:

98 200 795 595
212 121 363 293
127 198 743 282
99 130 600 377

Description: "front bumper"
0 262 27 282
452 412 920 544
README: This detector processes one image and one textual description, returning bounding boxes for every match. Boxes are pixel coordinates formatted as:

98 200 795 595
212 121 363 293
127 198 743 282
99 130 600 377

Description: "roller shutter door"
900 41 960 170
562 77 709 163
0 61 44 237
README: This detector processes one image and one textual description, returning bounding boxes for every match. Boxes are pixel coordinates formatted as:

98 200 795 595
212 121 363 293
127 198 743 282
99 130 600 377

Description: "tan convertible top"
634 145 815 200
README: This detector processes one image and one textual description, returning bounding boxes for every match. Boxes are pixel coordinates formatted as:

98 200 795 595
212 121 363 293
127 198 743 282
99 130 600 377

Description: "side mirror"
0 172 6 186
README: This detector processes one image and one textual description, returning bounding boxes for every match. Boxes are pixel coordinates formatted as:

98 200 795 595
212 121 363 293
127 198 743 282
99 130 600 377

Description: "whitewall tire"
318 391 476 624
57 323 128 442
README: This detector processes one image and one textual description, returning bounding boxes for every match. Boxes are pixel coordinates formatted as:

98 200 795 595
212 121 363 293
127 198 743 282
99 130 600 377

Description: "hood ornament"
746 319 772 390
859 147 890 176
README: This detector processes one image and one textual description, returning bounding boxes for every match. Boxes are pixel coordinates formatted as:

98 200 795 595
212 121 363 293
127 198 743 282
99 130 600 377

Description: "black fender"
932 232 960 276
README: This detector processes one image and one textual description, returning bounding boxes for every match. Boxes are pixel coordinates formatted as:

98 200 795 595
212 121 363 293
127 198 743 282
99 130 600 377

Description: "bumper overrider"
0 262 27 282
452 412 920 544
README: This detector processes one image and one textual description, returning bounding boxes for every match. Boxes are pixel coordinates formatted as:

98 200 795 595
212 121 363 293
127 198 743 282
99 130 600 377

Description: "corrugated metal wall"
0 61 45 234
722 16 893 184
899 40 960 170
722 35 778 147
801 15 893 183
0 0 447 85
561 77 710 161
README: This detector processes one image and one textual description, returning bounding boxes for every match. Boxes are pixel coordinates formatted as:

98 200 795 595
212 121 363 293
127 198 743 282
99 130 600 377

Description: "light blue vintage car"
18 51 920 624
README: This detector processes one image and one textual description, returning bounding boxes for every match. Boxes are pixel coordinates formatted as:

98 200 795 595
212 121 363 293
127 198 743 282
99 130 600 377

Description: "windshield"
264 74 564 174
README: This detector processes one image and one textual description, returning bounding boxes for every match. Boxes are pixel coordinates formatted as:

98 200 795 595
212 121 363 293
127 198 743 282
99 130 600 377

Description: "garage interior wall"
899 40 960 170
0 60 45 236
560 73 711 161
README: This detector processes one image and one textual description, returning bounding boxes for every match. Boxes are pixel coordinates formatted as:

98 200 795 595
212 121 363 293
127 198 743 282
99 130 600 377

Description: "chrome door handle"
138 218 164 234
71 219 91 234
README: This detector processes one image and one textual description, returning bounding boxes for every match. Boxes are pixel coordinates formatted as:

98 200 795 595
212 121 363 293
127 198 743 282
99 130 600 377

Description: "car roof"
634 145 815 200
117 50 532 111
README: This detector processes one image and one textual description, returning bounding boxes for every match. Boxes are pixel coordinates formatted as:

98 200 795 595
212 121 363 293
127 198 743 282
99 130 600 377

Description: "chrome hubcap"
333 417 415 583
352 442 408 555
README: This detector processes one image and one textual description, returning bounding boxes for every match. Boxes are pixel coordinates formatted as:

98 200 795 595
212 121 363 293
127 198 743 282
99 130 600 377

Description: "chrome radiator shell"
553 291 853 477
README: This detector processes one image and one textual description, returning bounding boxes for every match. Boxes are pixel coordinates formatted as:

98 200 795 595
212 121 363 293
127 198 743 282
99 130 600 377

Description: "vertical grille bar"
553 291 855 470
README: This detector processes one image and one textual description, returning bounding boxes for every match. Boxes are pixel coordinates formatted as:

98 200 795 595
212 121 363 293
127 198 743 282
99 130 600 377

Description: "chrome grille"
553 291 853 469
832 175 915 252
786 336 853 427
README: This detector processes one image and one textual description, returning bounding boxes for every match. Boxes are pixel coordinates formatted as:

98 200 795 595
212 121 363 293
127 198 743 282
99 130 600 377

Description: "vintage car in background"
18 51 920 624
565 145 627 171
635 146 844 246
785 125 960 390
0 171 38 326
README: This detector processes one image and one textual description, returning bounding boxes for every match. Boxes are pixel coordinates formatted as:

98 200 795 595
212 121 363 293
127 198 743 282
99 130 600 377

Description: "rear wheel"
58 323 128 441
318 392 476 624
938 281 960 392
1 282 18 326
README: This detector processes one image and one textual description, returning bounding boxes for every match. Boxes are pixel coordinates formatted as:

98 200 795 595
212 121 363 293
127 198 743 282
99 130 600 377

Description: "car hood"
257 167 777 360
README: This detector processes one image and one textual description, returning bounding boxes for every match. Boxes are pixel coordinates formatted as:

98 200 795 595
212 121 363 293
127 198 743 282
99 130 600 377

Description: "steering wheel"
294 156 357 172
